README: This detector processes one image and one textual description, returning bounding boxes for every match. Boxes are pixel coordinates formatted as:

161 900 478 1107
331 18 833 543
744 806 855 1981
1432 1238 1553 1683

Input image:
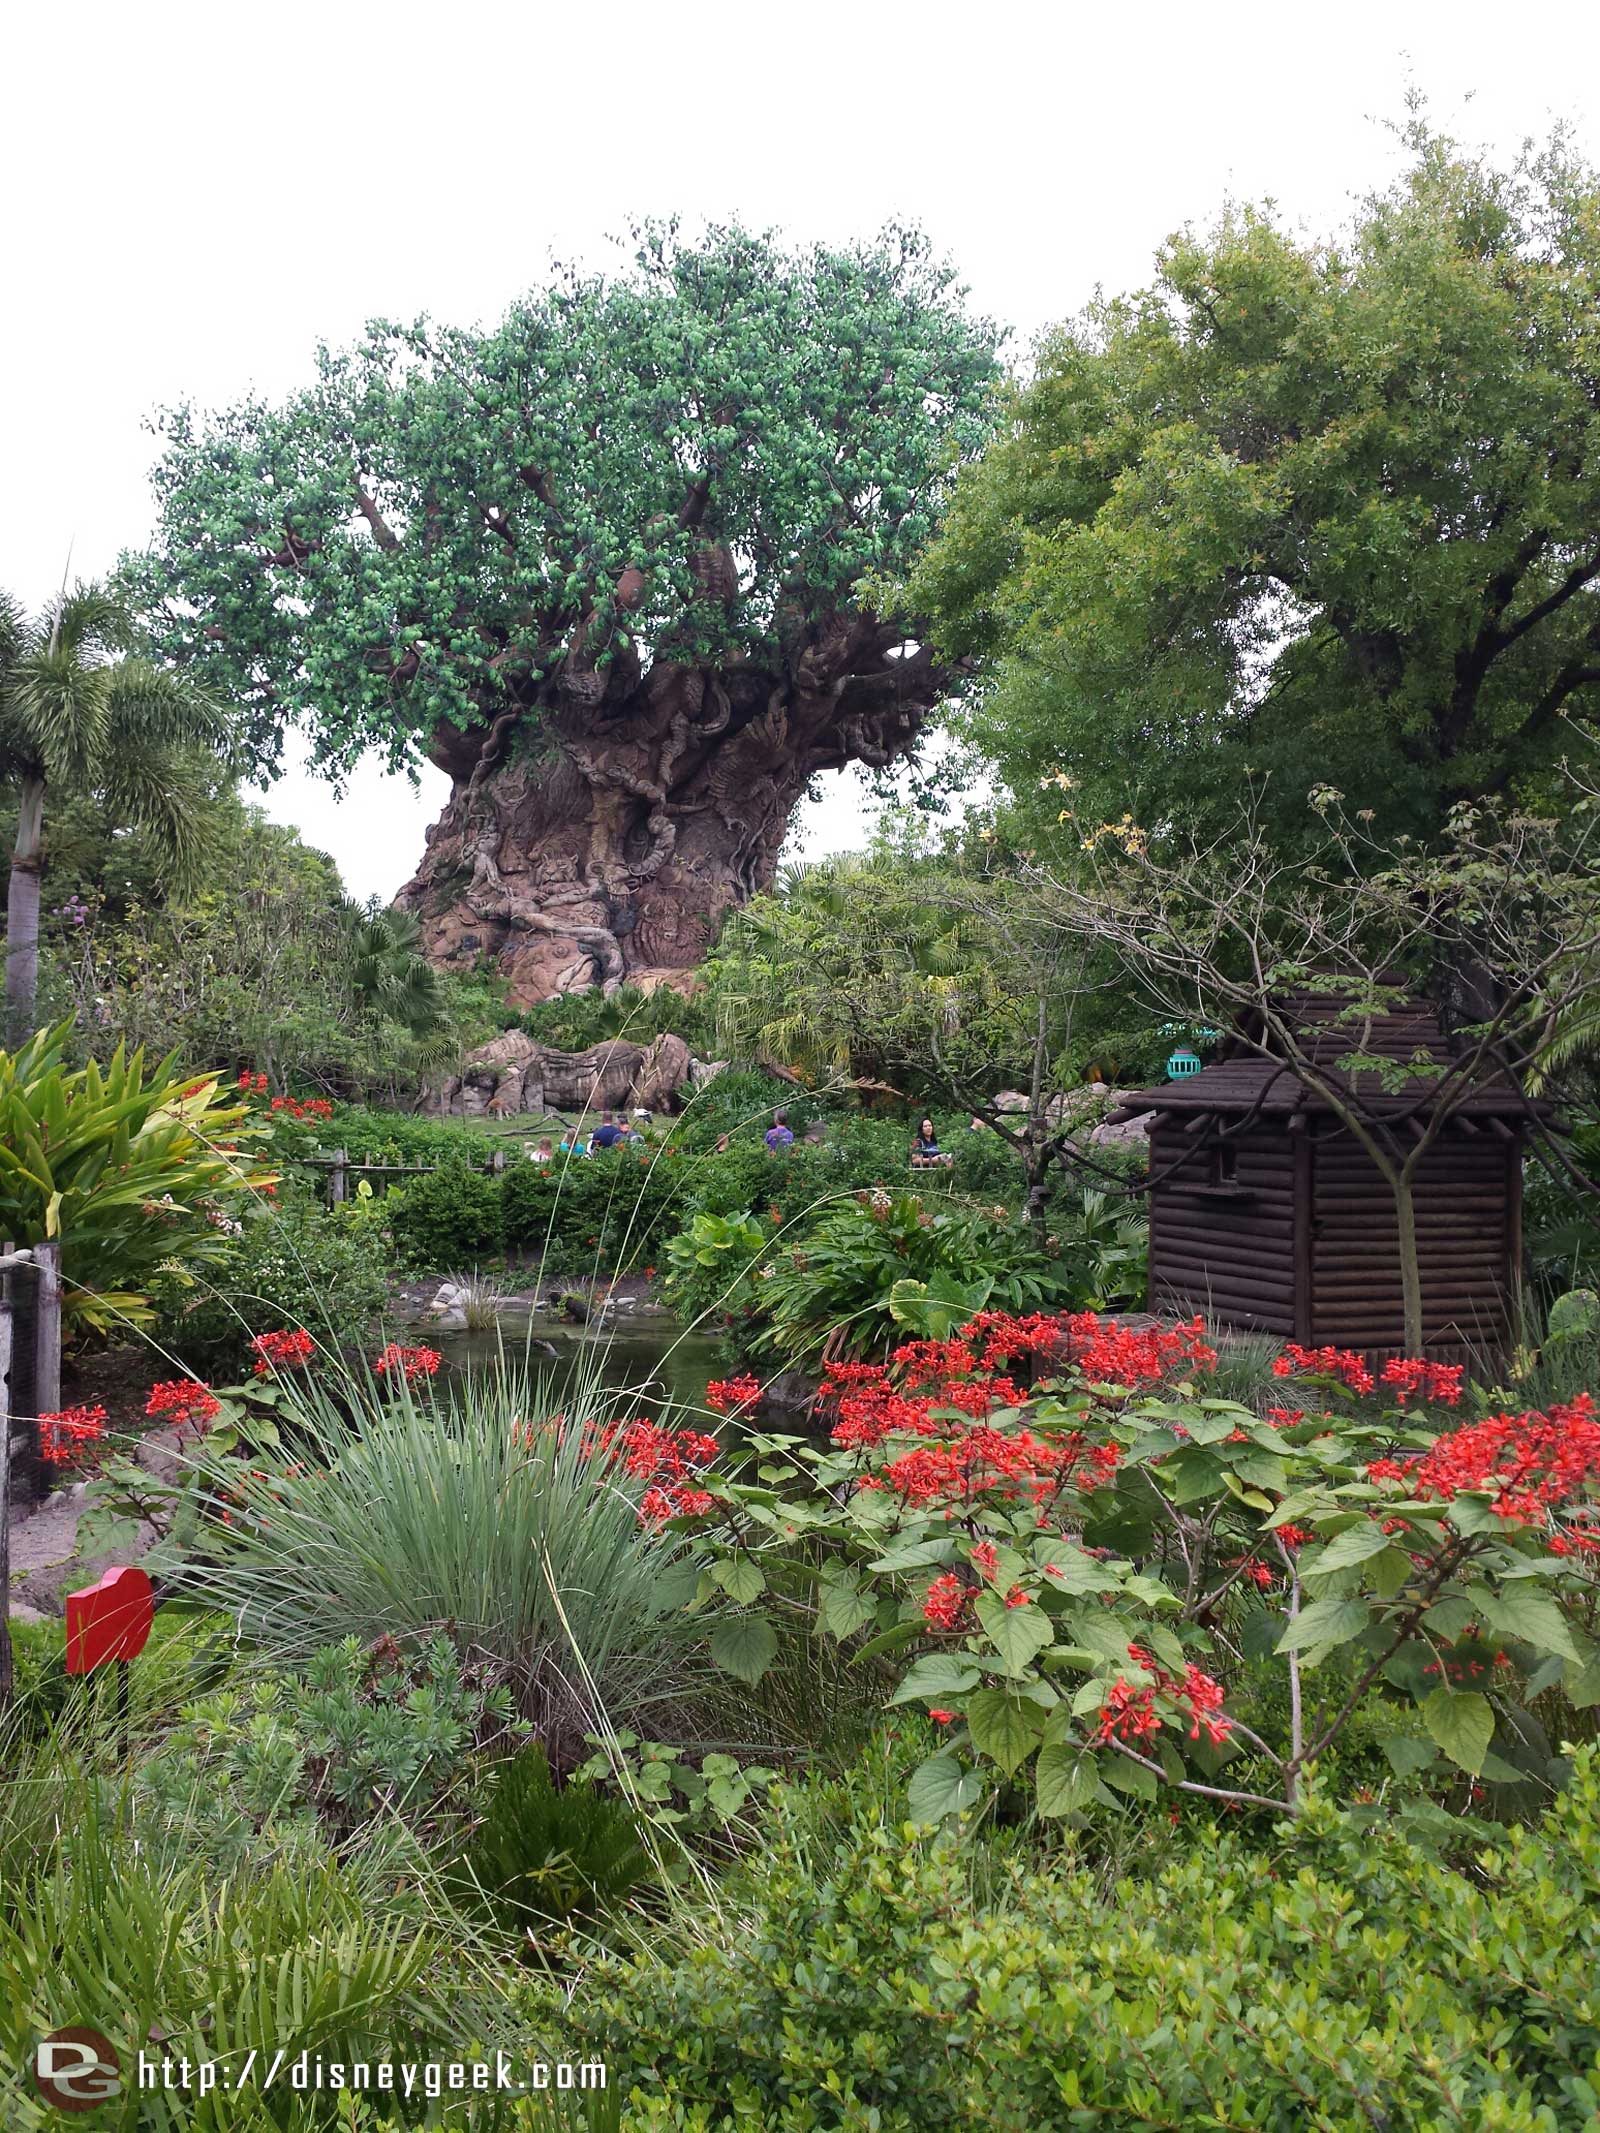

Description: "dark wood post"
329 1149 348 1206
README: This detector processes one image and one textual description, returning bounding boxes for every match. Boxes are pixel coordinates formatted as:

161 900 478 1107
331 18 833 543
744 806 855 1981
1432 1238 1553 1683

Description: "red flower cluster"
1096 1644 1232 1749
38 1404 108 1467
268 1094 334 1122
144 1379 221 1429
1367 1394 1600 1541
373 1344 442 1383
249 1328 316 1374
236 1072 270 1094
866 1425 1119 1511
1273 1345 1375 1393
705 1374 761 1414
1377 1357 1464 1407
922 1571 973 1631
586 1418 721 1526
1062 1313 1217 1386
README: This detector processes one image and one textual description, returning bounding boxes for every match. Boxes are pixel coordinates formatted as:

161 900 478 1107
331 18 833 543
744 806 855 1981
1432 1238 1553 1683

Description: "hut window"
1209 1141 1239 1188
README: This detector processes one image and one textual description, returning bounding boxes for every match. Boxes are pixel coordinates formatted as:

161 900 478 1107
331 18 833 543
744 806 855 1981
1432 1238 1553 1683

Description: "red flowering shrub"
144 1378 222 1429
663 1309 1600 1824
37 1403 108 1468
705 1374 761 1414
1366 1394 1600 1549
373 1343 442 1384
248 1327 317 1375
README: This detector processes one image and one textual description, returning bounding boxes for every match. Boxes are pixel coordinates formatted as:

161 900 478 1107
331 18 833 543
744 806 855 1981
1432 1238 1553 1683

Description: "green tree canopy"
907 118 1600 842
128 222 1001 784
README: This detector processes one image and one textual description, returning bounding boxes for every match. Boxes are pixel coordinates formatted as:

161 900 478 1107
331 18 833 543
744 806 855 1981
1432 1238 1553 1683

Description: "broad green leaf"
1477 1587 1580 1663
975 1592 1054 1676
1421 1687 1494 1775
1036 1746 1105 1816
906 1753 982 1823
867 1538 955 1573
965 1689 1044 1776
1101 1753 1159 1800
1369 1547 1412 1602
1381 1736 1438 1778
1300 1521 1393 1577
1277 1595 1371 1653
817 1581 875 1639
1031 1542 1119 1595
709 1615 779 1686
887 1654 983 1707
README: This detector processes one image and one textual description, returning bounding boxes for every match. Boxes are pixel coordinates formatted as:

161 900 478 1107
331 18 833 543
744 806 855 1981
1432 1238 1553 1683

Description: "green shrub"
501 1151 680 1271
138 1635 516 1869
157 1186 392 1370
446 1745 651 1935
579 1746 1600 2131
743 1191 1078 1363
323 1102 499 1167
387 1158 503 1266
661 1211 770 1330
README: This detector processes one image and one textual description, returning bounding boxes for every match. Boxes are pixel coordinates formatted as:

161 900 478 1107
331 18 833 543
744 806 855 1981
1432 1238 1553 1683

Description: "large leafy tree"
127 224 1001 1001
907 119 1600 841
0 585 229 1047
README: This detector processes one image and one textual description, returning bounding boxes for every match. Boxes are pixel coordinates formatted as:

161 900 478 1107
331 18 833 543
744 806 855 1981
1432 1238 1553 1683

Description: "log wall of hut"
1147 1123 1298 1337
1309 1127 1513 1358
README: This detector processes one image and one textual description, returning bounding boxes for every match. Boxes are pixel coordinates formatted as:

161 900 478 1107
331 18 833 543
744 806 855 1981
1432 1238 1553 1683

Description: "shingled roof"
1112 990 1552 1125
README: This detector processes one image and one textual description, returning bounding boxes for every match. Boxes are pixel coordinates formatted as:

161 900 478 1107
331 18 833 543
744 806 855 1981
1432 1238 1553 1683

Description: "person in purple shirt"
589 1112 627 1150
764 1108 795 1150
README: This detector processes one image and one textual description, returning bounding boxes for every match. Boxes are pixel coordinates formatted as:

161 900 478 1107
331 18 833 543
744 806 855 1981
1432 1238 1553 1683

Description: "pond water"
424 1307 728 1420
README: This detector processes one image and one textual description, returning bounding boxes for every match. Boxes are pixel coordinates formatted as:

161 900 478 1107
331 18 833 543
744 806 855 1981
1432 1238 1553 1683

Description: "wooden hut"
1112 992 1550 1365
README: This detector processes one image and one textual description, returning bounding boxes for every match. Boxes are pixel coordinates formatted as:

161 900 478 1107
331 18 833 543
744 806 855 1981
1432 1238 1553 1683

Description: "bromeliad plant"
672 1315 1600 1822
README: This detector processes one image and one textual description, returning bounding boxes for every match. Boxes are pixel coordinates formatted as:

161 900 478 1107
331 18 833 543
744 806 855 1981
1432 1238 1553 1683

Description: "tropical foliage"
0 1025 272 1337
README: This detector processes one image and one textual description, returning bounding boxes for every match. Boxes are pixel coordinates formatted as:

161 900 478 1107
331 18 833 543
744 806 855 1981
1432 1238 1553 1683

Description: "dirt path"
6 1425 180 1620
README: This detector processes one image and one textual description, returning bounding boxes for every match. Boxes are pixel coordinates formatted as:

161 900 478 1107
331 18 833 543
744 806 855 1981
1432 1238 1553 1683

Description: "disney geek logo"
33 2028 122 2112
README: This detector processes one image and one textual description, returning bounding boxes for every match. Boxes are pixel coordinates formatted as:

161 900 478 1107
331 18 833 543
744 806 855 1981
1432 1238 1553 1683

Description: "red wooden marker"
64 1565 154 1674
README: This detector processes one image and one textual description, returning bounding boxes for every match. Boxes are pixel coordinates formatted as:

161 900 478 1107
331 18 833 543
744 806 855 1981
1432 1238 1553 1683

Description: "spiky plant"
166 1349 703 1763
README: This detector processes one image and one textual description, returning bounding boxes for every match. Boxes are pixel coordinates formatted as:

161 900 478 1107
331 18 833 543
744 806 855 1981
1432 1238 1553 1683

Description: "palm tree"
0 584 229 1047
343 903 452 1034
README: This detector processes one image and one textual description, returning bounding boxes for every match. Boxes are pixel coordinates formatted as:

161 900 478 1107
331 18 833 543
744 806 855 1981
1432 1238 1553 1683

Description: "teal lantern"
1166 1047 1203 1080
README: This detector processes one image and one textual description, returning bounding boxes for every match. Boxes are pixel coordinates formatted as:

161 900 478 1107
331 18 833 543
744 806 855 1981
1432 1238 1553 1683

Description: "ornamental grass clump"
166 1351 706 1763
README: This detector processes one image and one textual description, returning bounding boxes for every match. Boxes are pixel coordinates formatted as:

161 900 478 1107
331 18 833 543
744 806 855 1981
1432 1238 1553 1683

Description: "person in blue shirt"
764 1108 795 1150
910 1116 952 1168
590 1112 627 1150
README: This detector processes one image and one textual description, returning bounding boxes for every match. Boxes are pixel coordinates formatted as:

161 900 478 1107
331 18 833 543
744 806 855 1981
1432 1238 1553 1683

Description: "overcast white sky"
4 1 1597 901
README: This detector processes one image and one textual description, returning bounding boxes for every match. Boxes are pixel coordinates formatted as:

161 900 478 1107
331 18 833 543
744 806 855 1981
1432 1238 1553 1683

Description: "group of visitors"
528 1105 959 1167
526 1110 649 1162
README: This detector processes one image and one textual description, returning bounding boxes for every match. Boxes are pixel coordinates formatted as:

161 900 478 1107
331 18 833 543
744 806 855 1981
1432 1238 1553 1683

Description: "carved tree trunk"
396 614 945 1003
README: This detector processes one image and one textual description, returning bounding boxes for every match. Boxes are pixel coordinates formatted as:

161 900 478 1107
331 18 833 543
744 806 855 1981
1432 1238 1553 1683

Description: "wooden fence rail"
299 1147 510 1205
